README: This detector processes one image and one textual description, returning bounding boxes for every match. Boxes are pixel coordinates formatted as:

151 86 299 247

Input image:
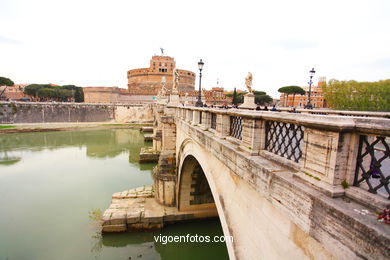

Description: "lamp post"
195 59 204 107
305 67 316 109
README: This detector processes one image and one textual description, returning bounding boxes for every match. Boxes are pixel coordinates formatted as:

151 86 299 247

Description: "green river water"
0 128 228 260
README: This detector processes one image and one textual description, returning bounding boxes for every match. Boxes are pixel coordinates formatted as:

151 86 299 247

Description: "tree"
278 86 305 107
0 77 15 99
278 86 293 106
0 77 14 86
37 88 55 100
255 94 273 105
74 88 84 102
288 86 305 107
24 84 42 97
323 79 390 111
232 87 238 105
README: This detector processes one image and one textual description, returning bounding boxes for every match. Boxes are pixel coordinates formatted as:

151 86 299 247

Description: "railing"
199 111 202 124
211 113 217 130
174 105 390 201
276 107 390 119
265 121 304 163
229 116 243 140
354 135 390 199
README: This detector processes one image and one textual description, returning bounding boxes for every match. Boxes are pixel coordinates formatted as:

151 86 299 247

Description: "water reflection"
95 220 229 260
0 151 22 165
0 129 150 167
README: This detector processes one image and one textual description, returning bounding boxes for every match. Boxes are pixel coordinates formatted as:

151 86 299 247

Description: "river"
0 128 228 260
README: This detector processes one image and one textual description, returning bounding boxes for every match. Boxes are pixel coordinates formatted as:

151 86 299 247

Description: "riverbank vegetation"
24 84 84 102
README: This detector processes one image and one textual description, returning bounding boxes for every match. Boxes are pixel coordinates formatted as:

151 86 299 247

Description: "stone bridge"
104 104 390 260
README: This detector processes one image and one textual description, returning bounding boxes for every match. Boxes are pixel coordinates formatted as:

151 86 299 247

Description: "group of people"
255 105 269 111
182 102 301 113
255 105 279 111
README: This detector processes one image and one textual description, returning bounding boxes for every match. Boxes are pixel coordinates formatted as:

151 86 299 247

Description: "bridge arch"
174 133 327 260
176 137 236 258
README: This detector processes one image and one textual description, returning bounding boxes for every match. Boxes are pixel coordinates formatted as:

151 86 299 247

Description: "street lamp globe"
310 68 316 77
198 59 204 71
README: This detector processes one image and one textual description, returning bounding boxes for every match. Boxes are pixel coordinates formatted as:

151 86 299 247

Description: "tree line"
24 84 84 102
323 79 390 112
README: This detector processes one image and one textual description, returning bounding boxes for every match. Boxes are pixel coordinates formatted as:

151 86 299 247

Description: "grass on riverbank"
0 125 16 129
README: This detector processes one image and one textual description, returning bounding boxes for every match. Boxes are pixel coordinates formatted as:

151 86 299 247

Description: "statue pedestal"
158 96 168 104
239 93 257 109
168 94 180 106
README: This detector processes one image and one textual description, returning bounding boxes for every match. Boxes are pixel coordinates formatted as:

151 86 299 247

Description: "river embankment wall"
0 102 154 123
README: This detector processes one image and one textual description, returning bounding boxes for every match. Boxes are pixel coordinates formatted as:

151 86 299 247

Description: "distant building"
83 86 155 104
203 87 232 105
83 55 196 103
127 55 195 95
279 77 328 108
183 87 232 106
0 84 29 101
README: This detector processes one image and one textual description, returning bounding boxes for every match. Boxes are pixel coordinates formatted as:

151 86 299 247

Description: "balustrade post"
240 118 262 155
296 128 358 197
186 109 193 123
216 114 230 137
193 110 201 125
200 111 210 130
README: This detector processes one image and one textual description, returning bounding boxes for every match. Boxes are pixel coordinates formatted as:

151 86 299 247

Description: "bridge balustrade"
354 135 390 199
265 120 304 163
210 113 217 130
229 116 243 140
277 107 390 118
175 106 390 201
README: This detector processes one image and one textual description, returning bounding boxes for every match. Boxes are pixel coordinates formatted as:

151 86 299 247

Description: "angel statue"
245 72 253 93
158 76 167 98
172 69 180 94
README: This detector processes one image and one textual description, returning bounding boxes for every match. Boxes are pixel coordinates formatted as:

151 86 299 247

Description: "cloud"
274 38 318 51
0 36 21 45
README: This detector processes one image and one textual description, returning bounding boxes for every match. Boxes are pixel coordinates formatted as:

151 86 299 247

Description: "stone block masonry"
0 102 153 123
102 185 217 232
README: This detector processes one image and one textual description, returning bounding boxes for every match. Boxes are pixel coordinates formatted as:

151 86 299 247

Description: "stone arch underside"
175 132 335 260
176 137 237 259
178 155 215 211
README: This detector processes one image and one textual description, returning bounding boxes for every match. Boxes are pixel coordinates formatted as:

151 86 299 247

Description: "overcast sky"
1 0 389 98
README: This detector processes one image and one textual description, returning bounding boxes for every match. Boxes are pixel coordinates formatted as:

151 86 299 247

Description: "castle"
83 55 196 103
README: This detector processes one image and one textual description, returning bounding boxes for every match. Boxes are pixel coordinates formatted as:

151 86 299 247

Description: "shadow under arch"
177 154 216 211
176 138 234 248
